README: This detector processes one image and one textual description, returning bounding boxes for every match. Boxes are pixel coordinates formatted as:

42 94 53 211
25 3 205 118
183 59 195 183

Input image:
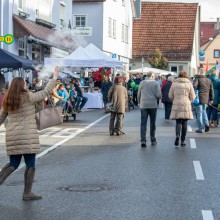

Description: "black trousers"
176 119 188 141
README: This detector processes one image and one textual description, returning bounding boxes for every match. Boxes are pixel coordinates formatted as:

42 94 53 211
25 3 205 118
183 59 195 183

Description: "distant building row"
0 0 204 75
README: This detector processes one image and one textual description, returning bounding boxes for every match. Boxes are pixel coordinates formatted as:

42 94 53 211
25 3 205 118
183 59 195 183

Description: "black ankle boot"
181 141 186 147
174 137 179 146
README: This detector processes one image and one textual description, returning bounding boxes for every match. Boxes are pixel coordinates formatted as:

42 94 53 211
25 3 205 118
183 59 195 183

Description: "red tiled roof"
132 2 198 61
200 22 218 46
13 15 76 51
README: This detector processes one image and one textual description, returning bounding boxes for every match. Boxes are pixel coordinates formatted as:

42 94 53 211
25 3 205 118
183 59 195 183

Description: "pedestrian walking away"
137 71 162 147
193 68 214 133
0 67 60 201
169 71 196 147
161 76 174 121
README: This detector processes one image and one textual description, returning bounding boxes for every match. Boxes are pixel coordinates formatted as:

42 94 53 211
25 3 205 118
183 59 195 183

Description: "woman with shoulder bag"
108 76 128 136
0 67 60 201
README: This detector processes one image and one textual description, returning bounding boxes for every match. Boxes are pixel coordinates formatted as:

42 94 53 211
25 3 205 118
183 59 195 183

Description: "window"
74 15 86 27
18 0 24 10
18 39 25 57
32 44 41 63
112 20 116 39
214 50 220 58
170 66 178 73
200 31 203 38
60 4 65 27
108 18 112 37
125 25 128 43
121 24 124 42
38 0 51 22
122 0 125 6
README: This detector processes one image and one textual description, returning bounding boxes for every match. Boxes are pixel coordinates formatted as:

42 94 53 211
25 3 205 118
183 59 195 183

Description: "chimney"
135 0 142 19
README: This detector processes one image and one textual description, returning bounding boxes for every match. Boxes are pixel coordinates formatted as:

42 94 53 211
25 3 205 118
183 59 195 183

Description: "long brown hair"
2 77 27 112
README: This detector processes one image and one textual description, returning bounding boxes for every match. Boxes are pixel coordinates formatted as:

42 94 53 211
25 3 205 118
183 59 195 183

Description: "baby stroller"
128 89 135 111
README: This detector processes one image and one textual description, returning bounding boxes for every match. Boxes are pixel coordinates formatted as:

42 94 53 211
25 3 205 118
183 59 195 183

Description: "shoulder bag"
35 90 63 131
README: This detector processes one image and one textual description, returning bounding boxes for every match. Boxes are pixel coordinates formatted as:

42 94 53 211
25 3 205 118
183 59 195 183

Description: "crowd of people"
107 68 219 149
0 66 220 201
30 76 88 116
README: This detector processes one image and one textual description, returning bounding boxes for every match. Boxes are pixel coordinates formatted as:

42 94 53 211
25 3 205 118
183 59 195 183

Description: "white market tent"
84 43 123 68
44 44 123 68
128 67 176 76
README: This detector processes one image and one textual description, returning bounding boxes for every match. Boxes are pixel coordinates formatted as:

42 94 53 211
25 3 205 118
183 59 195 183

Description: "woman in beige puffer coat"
169 71 196 147
0 67 60 201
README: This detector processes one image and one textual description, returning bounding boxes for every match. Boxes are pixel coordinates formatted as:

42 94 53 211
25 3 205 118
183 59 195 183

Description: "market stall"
82 92 103 109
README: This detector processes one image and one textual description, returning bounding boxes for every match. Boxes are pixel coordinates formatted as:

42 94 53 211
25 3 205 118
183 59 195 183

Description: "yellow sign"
0 34 14 44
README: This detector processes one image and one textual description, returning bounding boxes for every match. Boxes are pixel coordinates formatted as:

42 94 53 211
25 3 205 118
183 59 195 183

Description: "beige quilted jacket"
0 79 56 156
168 78 196 120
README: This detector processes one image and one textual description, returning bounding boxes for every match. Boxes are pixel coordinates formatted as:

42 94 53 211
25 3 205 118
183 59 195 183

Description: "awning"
13 15 76 51
0 48 36 68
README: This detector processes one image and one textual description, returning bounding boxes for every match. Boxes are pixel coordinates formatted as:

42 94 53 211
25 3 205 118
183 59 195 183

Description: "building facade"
132 1 200 76
0 0 74 63
72 0 136 71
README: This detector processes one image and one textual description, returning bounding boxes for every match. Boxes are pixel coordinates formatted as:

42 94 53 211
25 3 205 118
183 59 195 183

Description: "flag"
205 59 209 72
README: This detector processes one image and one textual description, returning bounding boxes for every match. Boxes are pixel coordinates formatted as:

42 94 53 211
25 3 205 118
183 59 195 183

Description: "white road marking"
40 128 63 137
202 210 214 220
187 125 192 132
190 138 196 149
51 128 75 137
193 161 204 180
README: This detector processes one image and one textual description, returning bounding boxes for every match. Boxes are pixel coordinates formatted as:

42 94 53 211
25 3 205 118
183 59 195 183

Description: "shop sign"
51 47 69 58
71 27 92 36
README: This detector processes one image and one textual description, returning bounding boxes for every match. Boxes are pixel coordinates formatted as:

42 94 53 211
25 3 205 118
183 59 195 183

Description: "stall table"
82 92 104 109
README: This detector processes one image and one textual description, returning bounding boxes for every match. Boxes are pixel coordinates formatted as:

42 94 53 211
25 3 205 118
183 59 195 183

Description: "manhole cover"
57 184 114 192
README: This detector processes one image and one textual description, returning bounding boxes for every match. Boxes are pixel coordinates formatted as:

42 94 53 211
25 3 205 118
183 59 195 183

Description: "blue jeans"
75 96 88 110
140 108 157 143
164 102 172 119
56 99 68 111
195 104 209 132
9 154 36 169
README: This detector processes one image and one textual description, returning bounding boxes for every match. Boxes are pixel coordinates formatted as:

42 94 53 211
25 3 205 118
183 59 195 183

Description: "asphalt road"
0 106 219 220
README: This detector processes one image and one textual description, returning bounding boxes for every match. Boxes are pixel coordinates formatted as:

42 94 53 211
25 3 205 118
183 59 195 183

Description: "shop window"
32 44 41 63
18 39 25 57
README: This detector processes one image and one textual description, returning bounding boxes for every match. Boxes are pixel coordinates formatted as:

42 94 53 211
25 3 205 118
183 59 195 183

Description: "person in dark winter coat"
206 72 220 127
101 76 112 112
193 68 214 133
133 74 142 106
161 76 174 120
